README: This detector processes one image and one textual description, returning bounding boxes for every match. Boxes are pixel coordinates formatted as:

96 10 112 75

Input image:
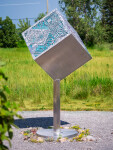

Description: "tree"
17 18 31 40
59 0 104 46
34 13 45 23
101 0 113 42
0 17 18 48
16 18 31 47
0 17 3 47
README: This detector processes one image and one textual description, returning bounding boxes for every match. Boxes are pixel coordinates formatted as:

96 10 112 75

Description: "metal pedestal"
36 129 78 139
37 79 78 140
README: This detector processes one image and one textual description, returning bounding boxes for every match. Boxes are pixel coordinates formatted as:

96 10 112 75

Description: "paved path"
7 111 113 150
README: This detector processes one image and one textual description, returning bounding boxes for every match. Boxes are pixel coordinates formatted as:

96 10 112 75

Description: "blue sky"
0 0 60 27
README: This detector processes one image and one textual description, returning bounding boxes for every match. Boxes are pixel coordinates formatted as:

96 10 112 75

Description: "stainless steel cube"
22 9 92 80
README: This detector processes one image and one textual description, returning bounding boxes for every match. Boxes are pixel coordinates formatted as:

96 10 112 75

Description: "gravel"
6 111 113 150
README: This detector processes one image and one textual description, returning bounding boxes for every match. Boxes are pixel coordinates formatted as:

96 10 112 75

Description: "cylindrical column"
53 79 60 139
37 79 78 139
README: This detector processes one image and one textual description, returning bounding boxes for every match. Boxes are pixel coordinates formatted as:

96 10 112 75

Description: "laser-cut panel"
23 10 69 58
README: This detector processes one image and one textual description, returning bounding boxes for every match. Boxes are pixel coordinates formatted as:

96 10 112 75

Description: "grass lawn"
0 47 113 111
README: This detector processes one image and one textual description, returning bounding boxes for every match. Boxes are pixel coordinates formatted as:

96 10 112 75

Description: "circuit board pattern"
22 10 69 58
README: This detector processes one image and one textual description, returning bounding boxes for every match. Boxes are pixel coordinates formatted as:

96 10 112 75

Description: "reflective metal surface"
37 129 78 140
36 34 92 80
53 79 60 139
22 9 92 80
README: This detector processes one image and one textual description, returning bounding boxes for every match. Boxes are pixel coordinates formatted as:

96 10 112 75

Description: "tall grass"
88 43 113 51
0 45 113 111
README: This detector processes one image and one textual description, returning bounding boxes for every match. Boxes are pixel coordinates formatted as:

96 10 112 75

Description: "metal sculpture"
22 9 92 139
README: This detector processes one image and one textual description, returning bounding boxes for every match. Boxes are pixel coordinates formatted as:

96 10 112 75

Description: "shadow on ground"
14 117 69 128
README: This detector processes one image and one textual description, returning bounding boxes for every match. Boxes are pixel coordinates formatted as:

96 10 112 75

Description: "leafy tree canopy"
0 16 18 48
59 0 105 46
101 0 113 42
34 13 45 23
17 18 31 40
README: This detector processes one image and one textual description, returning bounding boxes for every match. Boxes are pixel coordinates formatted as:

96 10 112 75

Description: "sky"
0 0 60 27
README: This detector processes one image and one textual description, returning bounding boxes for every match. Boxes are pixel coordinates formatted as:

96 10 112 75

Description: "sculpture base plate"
37 129 78 140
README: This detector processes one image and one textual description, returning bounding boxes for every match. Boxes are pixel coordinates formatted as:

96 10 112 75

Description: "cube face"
22 9 70 59
22 9 92 80
35 34 91 80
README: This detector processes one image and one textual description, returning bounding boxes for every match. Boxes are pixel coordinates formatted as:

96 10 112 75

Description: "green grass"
0 45 113 111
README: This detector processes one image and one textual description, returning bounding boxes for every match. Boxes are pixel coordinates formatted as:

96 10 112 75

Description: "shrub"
17 40 27 48
73 88 89 100
0 70 22 150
